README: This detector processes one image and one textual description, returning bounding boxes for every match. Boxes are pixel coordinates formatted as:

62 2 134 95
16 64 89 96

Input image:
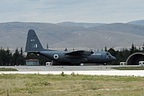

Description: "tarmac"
0 65 144 76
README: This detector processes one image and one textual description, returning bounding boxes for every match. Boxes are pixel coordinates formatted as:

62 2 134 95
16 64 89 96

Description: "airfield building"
25 59 39 66
126 52 144 65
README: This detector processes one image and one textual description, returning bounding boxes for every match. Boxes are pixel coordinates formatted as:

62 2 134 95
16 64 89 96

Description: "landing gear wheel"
74 63 81 66
103 63 107 66
51 61 58 65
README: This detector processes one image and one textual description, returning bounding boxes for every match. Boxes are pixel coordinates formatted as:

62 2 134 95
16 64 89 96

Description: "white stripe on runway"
0 70 144 76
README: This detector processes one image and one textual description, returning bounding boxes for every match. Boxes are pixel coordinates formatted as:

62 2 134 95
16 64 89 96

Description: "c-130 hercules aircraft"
25 29 116 65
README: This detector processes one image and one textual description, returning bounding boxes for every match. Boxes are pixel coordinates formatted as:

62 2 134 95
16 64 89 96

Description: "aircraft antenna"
47 42 49 49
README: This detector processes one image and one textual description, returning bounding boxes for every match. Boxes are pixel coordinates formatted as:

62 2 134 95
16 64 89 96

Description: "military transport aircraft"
25 29 116 65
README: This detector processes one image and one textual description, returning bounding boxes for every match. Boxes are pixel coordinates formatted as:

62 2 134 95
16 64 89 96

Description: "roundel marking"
53 54 59 59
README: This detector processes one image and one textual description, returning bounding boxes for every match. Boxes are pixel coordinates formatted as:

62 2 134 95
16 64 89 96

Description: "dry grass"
0 74 144 96
112 66 144 70
0 68 18 71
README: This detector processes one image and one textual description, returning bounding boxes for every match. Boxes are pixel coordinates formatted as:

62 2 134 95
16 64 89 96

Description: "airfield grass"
112 66 144 70
0 74 144 96
0 68 18 71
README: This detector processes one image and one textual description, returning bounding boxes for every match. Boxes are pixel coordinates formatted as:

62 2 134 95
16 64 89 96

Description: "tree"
12 48 19 65
12 48 25 66
5 48 12 66
0 48 12 66
19 47 25 65
104 46 107 51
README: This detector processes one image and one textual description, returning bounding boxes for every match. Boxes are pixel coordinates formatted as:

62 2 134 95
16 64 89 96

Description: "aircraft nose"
111 56 116 60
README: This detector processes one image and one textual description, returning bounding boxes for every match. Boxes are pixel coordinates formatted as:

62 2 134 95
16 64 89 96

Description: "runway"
0 65 114 71
0 65 144 76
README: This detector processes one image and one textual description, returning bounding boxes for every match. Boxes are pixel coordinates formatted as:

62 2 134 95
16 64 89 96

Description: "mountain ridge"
0 20 144 51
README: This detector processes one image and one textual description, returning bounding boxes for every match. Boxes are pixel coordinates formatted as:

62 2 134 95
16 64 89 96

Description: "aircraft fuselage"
38 50 116 65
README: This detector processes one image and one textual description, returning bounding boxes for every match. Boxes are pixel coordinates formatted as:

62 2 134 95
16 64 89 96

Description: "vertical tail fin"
25 29 44 52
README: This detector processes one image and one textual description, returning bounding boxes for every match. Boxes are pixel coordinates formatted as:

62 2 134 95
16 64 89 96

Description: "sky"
0 0 144 23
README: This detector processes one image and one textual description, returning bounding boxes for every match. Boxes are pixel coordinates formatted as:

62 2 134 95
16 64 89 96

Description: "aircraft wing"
65 50 93 56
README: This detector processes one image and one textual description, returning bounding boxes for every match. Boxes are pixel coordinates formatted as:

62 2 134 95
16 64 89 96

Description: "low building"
139 61 144 66
46 62 52 66
120 62 126 65
25 59 39 66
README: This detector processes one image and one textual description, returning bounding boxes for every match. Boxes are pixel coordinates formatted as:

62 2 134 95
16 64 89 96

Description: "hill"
128 20 144 26
0 21 144 51
56 22 105 28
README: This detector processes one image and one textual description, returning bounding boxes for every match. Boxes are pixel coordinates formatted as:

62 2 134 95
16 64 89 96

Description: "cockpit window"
106 52 112 58
106 52 110 55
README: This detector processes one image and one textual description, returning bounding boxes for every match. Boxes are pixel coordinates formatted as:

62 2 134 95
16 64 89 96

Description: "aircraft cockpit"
106 52 116 60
